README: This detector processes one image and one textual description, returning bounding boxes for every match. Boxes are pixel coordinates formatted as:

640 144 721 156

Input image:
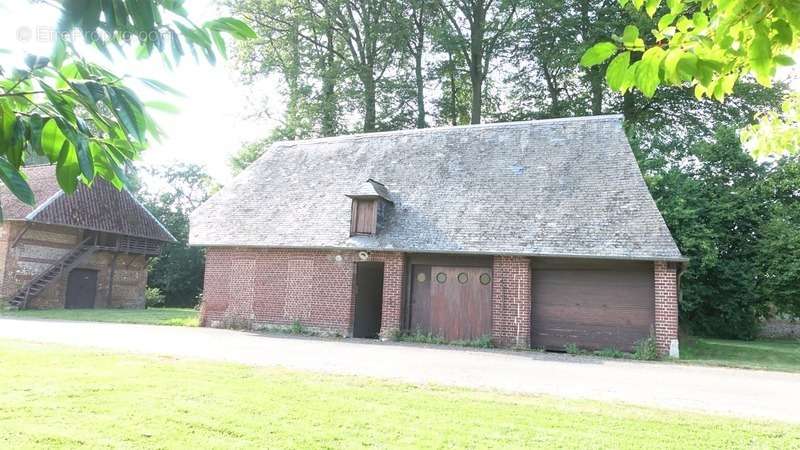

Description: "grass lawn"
0 340 798 449
0 307 198 327
681 337 800 373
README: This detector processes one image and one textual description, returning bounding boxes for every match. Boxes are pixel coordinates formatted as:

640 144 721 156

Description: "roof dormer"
346 179 392 236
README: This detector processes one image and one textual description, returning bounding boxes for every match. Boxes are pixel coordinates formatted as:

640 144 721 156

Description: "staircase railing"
8 237 97 309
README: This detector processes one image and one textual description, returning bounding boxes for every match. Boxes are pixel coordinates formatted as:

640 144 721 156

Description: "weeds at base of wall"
254 320 342 338
632 337 659 361
392 329 494 349
563 338 660 361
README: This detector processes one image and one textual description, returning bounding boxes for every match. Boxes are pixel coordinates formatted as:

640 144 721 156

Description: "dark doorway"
65 269 98 309
353 262 384 338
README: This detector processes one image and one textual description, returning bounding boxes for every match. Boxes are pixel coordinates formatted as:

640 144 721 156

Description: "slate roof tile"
190 115 683 261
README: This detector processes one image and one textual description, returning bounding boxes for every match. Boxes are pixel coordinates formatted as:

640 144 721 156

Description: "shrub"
290 320 305 335
144 287 165 308
633 337 659 361
394 330 447 345
564 343 581 355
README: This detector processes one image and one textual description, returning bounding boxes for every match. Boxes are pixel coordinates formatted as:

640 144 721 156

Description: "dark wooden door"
66 269 98 309
409 264 432 332
531 260 654 352
353 262 384 338
429 266 492 341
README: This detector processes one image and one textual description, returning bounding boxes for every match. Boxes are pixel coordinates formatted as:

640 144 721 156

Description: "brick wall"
654 261 679 356
1 222 147 309
201 247 405 336
491 256 531 348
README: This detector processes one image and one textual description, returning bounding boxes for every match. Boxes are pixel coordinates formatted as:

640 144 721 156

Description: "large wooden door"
532 260 654 352
429 266 492 341
66 269 98 309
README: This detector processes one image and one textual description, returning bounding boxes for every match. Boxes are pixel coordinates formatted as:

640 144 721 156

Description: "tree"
0 1 253 215
757 155 800 319
230 137 273 174
392 0 434 128
742 93 800 157
581 0 800 155
436 0 517 124
139 164 217 306
325 0 403 132
643 128 770 338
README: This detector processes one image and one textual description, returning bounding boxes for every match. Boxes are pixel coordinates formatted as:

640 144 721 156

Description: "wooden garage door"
409 264 492 341
531 260 654 352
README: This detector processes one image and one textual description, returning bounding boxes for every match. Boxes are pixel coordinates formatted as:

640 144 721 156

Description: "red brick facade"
654 261 679 356
201 249 679 354
491 256 531 348
201 247 404 336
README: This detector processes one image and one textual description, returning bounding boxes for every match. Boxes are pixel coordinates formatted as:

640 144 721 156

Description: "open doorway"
353 262 384 338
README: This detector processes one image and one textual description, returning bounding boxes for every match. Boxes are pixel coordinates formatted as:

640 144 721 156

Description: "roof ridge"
271 114 624 148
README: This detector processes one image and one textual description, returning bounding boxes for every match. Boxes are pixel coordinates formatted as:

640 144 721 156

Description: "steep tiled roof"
190 115 684 261
0 165 175 242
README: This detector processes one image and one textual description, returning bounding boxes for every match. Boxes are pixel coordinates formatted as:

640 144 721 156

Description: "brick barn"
190 115 686 356
0 165 175 310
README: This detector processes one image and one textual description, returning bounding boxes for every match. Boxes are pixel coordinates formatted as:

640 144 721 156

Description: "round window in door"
416 273 427 283
457 272 468 284
435 272 447 283
479 273 491 285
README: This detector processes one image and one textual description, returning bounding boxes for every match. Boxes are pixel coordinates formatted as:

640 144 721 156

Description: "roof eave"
186 241 688 263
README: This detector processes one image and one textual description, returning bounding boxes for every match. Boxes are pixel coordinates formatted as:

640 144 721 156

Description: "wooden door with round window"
427 266 492 341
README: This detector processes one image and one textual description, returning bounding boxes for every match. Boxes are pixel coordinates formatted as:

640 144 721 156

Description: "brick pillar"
654 261 679 357
491 256 531 348
379 252 405 339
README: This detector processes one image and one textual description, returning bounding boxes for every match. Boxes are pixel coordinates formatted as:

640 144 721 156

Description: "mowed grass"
681 337 800 373
0 340 798 449
1 307 198 327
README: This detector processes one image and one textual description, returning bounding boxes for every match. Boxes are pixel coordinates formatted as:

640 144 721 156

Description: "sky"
0 0 278 183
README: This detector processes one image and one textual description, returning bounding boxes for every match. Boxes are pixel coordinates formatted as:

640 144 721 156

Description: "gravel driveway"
1 317 798 423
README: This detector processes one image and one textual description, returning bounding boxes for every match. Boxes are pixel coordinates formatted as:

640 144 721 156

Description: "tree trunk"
448 51 458 126
589 66 603 115
580 0 602 115
541 61 561 117
363 72 377 132
414 51 426 128
469 7 486 124
285 18 301 138
321 25 337 137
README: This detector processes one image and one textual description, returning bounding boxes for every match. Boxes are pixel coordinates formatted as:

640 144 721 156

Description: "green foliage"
594 347 626 359
139 164 216 307
229 137 274 175
642 128 800 339
393 330 493 348
584 0 800 100
742 93 800 157
0 1 253 214
564 343 581 355
290 320 305 335
394 329 448 345
144 287 166 308
632 337 659 361
582 0 800 156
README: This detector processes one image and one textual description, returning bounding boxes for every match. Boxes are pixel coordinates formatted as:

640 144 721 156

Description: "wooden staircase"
7 237 98 310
